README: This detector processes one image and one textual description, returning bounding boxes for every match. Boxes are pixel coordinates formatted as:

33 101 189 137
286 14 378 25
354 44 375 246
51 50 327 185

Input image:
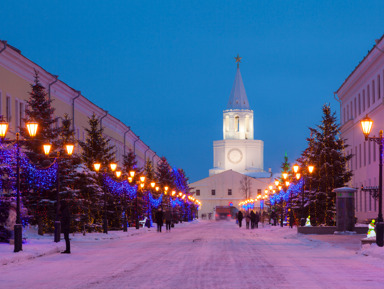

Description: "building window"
350 101 353 119
359 144 362 168
364 142 366 166
354 97 357 117
343 107 346 124
355 191 358 212
15 99 19 131
358 93 361 115
372 80 375 104
368 141 371 165
363 90 366 111
346 104 349 121
211 189 216 196
257 189 261 195
355 146 357 169
196 190 200 196
228 189 232 196
373 141 376 162
19 102 25 127
235 116 240 132
378 75 381 99
367 85 370 108
6 96 11 123
360 190 362 212
364 191 367 212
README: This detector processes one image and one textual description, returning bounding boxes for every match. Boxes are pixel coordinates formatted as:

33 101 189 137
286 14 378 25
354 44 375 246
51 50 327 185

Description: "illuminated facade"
336 35 384 222
0 40 160 169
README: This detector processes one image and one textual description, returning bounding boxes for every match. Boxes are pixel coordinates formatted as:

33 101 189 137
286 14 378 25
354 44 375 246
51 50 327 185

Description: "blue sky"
1 1 384 182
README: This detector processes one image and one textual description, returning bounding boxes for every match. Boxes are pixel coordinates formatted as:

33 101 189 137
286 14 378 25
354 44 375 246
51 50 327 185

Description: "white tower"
209 55 265 177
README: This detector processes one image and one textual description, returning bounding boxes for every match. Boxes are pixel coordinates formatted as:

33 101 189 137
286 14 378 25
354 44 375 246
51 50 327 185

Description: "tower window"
196 190 200 196
211 189 216 196
228 189 232 195
235 116 239 132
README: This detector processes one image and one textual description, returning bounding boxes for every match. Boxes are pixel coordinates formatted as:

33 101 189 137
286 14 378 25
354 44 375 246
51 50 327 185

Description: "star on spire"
234 54 242 68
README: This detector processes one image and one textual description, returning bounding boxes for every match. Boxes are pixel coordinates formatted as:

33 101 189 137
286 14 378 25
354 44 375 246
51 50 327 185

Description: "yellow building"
0 40 160 168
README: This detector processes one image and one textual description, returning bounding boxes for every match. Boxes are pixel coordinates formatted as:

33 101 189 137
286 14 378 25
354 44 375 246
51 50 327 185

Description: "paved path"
1 221 384 289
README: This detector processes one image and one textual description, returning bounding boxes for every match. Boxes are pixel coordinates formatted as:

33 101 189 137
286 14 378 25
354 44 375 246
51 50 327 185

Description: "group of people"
154 209 174 232
236 210 262 229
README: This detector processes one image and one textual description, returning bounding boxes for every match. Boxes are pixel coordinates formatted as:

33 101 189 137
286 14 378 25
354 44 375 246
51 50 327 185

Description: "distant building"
190 56 272 218
336 35 384 222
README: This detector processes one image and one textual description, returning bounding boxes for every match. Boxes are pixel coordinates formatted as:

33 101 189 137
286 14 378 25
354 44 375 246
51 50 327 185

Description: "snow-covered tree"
303 104 353 225
79 113 115 170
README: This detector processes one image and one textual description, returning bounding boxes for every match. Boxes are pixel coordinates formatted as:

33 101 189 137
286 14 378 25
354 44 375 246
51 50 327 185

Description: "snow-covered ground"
1 221 384 289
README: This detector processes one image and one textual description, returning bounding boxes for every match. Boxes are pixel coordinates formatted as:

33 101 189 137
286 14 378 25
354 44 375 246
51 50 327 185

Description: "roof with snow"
227 66 250 110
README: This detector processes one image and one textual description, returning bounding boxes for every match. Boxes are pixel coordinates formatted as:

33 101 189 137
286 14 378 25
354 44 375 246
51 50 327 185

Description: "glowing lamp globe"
129 171 135 178
308 165 314 174
110 163 117 172
66 144 74 156
0 116 8 138
93 163 101 172
361 115 373 138
26 121 38 137
43 144 51 155
293 164 299 173
116 171 122 178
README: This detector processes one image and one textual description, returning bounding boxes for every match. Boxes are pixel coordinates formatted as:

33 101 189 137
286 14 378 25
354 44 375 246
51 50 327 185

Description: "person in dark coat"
271 211 277 226
165 210 172 232
255 212 260 228
155 209 164 232
288 209 294 228
237 211 243 228
250 211 256 229
245 212 251 229
60 200 71 254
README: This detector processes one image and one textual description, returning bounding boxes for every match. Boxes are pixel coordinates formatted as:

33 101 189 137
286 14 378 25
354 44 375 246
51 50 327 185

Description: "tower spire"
227 55 249 109
234 54 242 69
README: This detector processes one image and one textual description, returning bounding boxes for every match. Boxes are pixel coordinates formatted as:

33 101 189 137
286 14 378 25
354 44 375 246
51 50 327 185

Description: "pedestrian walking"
288 209 294 228
250 211 256 229
245 212 251 229
155 208 164 232
60 200 71 254
165 210 172 232
237 210 243 228
255 212 260 228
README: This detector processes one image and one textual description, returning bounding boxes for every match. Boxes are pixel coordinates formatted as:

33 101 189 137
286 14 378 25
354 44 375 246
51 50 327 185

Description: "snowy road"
1 221 384 289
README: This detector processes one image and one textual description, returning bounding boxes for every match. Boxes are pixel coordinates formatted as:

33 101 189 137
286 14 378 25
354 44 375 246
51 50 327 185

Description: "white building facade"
191 58 271 218
209 61 265 177
337 35 384 222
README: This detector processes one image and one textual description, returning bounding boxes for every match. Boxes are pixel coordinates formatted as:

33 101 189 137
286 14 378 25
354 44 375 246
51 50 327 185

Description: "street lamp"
43 142 75 242
0 115 38 252
93 161 118 234
128 174 146 229
292 164 315 226
361 114 384 247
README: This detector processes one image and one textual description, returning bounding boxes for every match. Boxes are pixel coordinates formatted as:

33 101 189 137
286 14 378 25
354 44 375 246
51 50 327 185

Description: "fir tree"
143 159 156 182
155 157 175 189
122 149 138 175
305 104 353 225
79 113 115 169
21 70 59 164
20 70 59 233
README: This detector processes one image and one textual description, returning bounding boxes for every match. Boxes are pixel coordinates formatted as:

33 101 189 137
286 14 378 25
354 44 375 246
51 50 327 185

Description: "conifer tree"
20 70 59 233
122 149 138 175
305 104 353 225
79 113 115 169
21 70 59 164
155 157 175 189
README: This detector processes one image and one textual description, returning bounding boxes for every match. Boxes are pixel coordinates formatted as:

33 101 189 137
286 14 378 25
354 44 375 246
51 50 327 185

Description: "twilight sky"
1 1 384 182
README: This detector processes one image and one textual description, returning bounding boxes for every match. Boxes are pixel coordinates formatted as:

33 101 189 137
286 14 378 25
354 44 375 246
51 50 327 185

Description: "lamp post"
292 164 314 226
128 172 145 230
0 115 38 252
43 142 74 242
93 161 118 234
361 115 384 247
